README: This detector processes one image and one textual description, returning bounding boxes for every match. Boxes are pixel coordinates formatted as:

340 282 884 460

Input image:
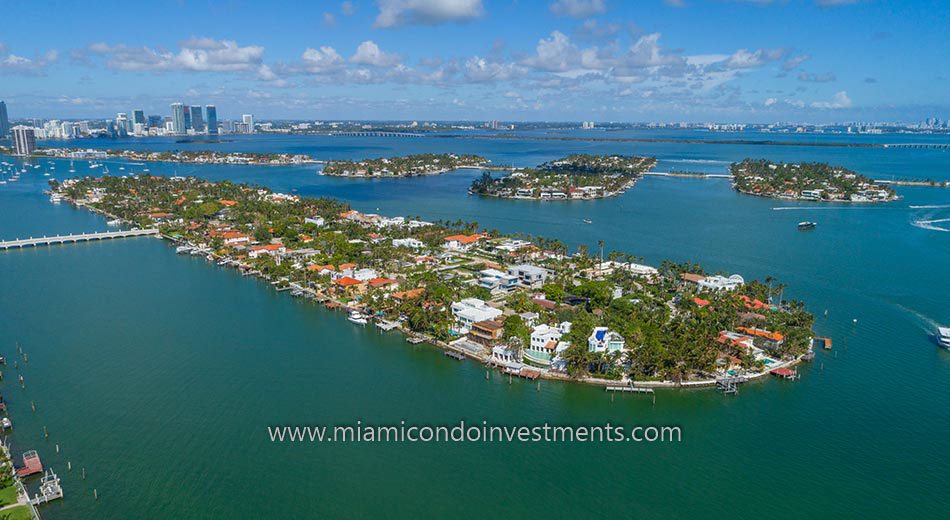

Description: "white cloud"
811 90 852 109
350 41 400 67
549 0 606 18
783 54 809 70
90 38 264 73
0 46 58 75
302 46 346 73
464 56 522 82
374 0 483 27
341 1 355 15
764 97 777 107
724 48 784 69
323 12 336 25
525 31 578 72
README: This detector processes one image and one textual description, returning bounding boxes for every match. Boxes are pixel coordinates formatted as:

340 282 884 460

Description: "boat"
347 311 368 325
1 417 11 430
937 326 950 349
175 245 192 254
798 221 817 230
583 218 592 224
49 194 63 203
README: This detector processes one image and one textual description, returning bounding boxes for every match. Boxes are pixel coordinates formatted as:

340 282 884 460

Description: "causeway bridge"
328 131 424 138
0 228 159 250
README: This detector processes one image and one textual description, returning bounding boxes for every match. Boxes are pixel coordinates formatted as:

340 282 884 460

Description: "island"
321 153 488 177
39 147 317 165
50 174 816 388
469 154 656 200
730 159 898 202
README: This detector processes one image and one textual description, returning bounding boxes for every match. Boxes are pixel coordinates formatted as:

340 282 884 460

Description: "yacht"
106 219 122 226
175 245 192 254
347 311 369 325
49 193 63 203
798 221 817 230
937 326 950 349
583 218 593 224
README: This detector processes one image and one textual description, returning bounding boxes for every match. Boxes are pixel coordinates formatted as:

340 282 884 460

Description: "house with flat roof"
451 298 503 332
507 264 548 288
588 327 625 354
468 320 505 346
478 268 519 292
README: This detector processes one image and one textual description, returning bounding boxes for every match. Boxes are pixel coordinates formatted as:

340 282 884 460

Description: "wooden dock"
606 385 654 394
15 450 43 478
503 367 541 380
444 350 465 361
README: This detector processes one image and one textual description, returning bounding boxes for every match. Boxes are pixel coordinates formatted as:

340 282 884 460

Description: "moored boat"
347 311 368 325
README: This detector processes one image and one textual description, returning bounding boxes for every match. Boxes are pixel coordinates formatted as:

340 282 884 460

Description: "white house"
507 264 548 288
342 267 379 282
451 298 503 332
477 268 519 292
588 327 625 354
698 274 744 292
392 238 425 249
304 216 326 226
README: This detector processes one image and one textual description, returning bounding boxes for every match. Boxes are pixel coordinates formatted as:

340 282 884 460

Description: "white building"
392 238 425 249
451 298 503 332
304 216 326 226
477 268 518 292
588 327 625 354
11 126 36 156
507 264 548 288
698 274 744 292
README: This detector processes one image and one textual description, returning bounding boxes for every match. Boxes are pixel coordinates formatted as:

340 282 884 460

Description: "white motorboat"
938 326 950 349
347 311 368 325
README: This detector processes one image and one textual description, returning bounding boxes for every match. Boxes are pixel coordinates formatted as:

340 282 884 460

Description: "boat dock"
0 228 159 250
606 385 654 394
814 337 833 350
15 450 43 478
716 376 748 395
770 367 799 380
30 469 64 506
376 319 400 331
503 367 541 380
444 350 465 361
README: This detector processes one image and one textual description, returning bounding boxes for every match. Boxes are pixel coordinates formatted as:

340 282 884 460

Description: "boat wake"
911 217 950 232
909 204 950 209
893 303 944 336
771 206 877 211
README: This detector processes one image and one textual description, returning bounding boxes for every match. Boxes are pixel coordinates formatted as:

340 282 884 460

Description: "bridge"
329 131 424 138
882 143 950 149
0 228 159 250
644 172 734 179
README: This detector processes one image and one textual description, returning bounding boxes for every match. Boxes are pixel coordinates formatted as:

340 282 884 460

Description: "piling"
31 401 35 413
82 468 85 480
94 489 98 500
43 426 48 439
55 444 59 454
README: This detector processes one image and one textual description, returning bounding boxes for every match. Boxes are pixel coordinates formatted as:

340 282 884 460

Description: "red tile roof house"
219 231 251 246
367 277 399 290
443 234 482 252
334 276 366 294
247 244 286 259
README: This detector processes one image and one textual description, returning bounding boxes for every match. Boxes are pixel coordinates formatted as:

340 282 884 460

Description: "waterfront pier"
0 228 159 250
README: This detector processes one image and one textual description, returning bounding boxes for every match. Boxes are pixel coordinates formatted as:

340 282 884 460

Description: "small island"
321 153 488 177
39 147 316 166
731 159 898 202
469 154 656 200
50 174 816 389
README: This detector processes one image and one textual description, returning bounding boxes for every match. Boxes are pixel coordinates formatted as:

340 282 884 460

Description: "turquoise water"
1 132 948 518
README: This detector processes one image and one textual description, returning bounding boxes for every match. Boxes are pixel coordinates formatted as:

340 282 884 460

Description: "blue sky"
1 0 947 122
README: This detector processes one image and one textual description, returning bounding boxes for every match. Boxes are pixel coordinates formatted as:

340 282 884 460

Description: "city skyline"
1 1 948 122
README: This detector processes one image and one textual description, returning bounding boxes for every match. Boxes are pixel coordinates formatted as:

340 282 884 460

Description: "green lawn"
0 505 33 520
0 484 18 507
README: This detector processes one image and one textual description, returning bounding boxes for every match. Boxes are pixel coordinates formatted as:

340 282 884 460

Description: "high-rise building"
206 105 218 135
147 115 163 129
242 114 254 133
116 113 130 137
0 101 9 137
132 109 146 128
190 105 204 133
183 106 192 131
170 103 185 135
12 126 36 156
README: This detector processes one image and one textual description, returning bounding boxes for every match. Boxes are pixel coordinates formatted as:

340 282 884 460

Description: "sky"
1 0 948 123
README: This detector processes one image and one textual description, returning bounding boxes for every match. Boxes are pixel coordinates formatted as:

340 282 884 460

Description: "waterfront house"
451 298 503 332
220 231 251 246
344 267 379 282
334 276 365 293
368 277 399 290
492 345 520 366
248 243 286 259
507 264 549 288
468 319 505 346
588 327 625 354
443 234 482 252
